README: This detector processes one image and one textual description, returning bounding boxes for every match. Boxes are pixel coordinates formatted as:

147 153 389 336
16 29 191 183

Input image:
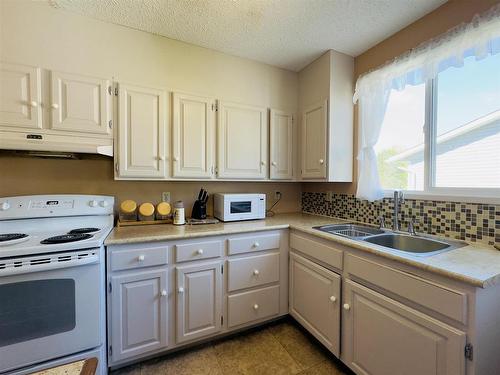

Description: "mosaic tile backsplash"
302 192 500 247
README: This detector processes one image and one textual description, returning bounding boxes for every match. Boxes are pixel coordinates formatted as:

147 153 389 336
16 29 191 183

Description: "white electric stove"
0 195 114 375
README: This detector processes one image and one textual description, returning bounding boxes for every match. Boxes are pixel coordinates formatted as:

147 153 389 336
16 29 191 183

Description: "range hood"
0 130 113 157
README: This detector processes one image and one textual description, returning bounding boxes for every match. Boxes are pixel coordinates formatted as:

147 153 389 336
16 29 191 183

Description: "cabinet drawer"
290 233 343 270
345 254 467 324
228 253 279 292
228 233 280 255
227 285 280 327
110 245 168 271
175 240 222 263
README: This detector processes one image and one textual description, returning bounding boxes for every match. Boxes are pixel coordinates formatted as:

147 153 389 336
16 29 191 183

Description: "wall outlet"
161 192 171 203
274 191 282 200
325 191 334 202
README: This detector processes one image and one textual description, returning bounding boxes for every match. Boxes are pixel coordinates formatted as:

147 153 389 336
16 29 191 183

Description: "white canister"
173 201 185 225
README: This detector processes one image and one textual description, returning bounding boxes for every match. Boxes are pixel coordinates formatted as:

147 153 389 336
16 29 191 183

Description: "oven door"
0 248 102 373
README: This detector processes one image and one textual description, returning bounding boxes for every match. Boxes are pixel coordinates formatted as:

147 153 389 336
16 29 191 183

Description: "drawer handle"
343 303 350 311
51 103 59 109
137 255 145 262
30 101 38 107
196 249 204 255
178 287 184 293
253 242 260 248
160 290 167 297
319 159 324 164
253 269 260 276
329 296 337 303
253 304 259 310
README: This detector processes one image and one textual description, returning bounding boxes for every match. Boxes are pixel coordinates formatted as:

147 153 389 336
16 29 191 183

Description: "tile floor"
112 318 353 375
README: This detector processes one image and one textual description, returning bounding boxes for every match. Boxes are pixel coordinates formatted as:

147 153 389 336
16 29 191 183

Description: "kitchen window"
377 53 500 198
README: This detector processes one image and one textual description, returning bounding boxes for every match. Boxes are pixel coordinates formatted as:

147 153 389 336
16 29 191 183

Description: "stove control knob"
99 200 109 208
89 200 98 208
0 202 10 211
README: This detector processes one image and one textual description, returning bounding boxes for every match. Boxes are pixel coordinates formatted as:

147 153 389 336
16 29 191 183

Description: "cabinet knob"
330 296 337 303
137 255 145 262
261 161 266 166
30 101 38 107
173 157 179 162
253 269 260 276
51 103 59 109
158 156 165 161
196 249 204 255
343 303 350 311
178 287 184 293
271 161 277 166
253 304 259 310
253 242 260 248
319 159 324 164
160 290 167 297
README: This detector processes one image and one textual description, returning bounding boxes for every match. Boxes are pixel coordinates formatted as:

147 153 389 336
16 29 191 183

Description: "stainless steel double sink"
314 223 466 256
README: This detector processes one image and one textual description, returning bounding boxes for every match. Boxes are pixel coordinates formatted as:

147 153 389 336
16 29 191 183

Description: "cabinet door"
50 71 111 135
217 101 268 179
289 253 340 356
270 109 293 180
176 261 222 343
342 279 466 375
110 269 168 363
172 92 214 178
301 100 327 179
0 62 42 129
117 83 167 178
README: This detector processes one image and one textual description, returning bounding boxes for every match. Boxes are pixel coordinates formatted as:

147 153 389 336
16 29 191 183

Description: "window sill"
382 190 500 205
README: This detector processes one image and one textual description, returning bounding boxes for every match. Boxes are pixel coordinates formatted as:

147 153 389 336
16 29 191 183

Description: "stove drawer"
110 245 169 271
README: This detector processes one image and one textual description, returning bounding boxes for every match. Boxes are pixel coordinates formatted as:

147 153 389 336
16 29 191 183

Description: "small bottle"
119 200 137 222
156 201 172 220
173 201 185 225
138 202 155 221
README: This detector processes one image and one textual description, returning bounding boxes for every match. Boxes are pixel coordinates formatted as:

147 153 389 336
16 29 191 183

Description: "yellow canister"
156 201 172 220
119 200 137 221
138 202 155 221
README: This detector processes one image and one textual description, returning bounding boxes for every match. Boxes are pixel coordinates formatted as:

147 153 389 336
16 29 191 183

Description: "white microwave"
214 193 266 222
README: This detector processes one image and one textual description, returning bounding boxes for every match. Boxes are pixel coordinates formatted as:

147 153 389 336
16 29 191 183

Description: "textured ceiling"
51 0 446 71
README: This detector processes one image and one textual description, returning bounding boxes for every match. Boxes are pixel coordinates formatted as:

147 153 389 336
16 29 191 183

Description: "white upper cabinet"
0 62 42 130
269 109 293 180
50 71 111 135
301 100 327 179
217 101 268 179
117 83 168 178
172 92 215 178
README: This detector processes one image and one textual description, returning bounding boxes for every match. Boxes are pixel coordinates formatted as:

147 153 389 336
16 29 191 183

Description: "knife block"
191 200 207 220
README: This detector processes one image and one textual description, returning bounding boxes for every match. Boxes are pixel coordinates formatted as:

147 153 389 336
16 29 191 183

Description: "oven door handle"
0 253 99 277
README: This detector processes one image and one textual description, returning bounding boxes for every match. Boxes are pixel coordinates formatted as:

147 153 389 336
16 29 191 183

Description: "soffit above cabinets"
51 0 445 71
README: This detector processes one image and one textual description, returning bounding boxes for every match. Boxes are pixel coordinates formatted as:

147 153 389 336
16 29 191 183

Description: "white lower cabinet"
289 252 341 356
175 261 223 343
109 269 168 362
342 279 466 375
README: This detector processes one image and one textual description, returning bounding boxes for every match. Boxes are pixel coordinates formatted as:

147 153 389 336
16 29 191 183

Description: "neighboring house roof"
386 109 500 163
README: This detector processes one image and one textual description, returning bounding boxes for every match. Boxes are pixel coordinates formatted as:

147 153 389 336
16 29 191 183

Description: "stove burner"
68 227 100 234
0 233 28 242
41 233 93 244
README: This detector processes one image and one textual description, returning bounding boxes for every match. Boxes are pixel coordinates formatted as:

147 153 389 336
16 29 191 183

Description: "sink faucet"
393 190 404 231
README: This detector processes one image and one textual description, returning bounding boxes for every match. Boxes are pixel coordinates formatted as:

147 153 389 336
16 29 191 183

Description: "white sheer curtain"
353 4 500 201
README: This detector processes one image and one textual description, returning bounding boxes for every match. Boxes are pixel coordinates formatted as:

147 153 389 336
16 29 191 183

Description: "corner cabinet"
301 100 327 179
116 83 168 179
172 92 215 178
217 101 268 179
269 109 293 180
342 279 466 375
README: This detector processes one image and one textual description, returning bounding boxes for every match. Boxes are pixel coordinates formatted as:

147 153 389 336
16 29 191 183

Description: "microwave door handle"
0 253 99 277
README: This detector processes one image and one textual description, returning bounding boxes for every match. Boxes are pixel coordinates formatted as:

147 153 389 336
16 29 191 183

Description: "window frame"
378 78 500 204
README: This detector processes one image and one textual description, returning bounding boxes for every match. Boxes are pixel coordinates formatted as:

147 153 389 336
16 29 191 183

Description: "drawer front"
345 254 467 324
227 285 280 327
228 233 280 255
228 253 280 292
290 233 343 270
175 240 223 263
111 245 168 271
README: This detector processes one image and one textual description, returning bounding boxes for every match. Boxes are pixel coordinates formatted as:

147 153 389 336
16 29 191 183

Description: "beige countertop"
105 212 500 288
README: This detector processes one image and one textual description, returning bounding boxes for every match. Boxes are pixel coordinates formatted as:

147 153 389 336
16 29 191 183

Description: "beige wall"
303 0 500 195
0 0 301 213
